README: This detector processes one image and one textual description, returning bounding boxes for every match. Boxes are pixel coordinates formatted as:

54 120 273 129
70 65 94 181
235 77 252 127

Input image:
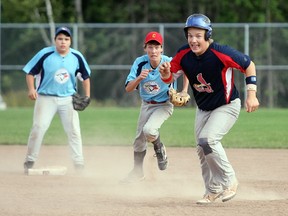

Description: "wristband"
246 84 257 92
245 76 257 85
161 72 173 83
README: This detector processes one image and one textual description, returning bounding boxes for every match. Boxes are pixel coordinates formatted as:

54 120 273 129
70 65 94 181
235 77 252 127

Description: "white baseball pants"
25 95 84 165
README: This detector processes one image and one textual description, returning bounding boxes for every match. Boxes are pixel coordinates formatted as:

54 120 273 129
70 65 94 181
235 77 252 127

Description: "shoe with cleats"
154 143 168 171
120 169 145 184
197 180 239 204
222 180 239 202
196 192 223 205
24 161 34 174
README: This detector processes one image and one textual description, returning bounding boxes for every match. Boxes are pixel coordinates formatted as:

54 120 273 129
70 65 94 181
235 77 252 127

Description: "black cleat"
154 143 168 170
24 161 34 174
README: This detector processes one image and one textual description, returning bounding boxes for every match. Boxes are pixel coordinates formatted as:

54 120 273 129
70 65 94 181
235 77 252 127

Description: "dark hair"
55 31 71 39
144 40 162 48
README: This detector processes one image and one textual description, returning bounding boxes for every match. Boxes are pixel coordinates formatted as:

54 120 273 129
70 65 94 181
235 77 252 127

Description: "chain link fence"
1 23 288 107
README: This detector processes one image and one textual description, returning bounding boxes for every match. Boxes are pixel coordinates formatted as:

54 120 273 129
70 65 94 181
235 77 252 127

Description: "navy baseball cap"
55 27 72 37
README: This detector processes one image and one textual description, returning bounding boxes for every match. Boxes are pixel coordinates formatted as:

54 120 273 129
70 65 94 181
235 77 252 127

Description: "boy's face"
187 27 208 56
55 33 71 55
145 41 163 62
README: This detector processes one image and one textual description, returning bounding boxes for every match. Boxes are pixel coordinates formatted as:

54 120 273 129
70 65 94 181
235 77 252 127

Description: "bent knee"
142 125 157 142
198 138 213 155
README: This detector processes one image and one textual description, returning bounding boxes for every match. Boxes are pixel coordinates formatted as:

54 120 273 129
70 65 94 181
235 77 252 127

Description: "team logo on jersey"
54 68 70 84
193 73 213 93
143 81 160 94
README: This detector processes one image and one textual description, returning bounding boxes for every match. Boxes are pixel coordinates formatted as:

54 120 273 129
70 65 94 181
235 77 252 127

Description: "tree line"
1 0 288 107
2 0 288 24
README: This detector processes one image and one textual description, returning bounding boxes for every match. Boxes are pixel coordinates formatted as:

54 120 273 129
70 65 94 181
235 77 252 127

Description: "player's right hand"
159 62 171 78
159 62 171 77
139 69 152 79
28 89 38 100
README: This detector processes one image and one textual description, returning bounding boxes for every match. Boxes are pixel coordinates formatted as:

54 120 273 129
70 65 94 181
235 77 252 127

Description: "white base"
28 166 67 176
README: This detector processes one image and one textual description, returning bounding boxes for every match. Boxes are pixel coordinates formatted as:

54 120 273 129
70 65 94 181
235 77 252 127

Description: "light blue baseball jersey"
125 54 174 102
23 46 91 97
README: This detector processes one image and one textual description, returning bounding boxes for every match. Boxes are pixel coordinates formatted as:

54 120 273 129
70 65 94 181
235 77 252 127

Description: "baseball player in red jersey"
159 14 259 204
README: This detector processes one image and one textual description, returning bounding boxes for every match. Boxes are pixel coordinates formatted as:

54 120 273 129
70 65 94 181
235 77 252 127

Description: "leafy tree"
1 0 288 107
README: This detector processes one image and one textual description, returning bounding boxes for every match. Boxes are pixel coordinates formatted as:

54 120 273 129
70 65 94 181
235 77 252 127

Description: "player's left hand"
72 93 91 111
245 94 259 113
169 88 190 106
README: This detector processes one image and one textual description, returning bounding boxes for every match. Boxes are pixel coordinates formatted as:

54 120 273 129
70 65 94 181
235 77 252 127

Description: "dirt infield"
0 145 287 216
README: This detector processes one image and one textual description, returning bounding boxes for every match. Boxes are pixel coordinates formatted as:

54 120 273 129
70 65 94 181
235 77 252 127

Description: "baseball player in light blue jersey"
121 31 188 183
23 27 91 174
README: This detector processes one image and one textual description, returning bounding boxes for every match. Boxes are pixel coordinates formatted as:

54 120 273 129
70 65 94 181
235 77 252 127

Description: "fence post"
243 24 250 106
0 0 7 110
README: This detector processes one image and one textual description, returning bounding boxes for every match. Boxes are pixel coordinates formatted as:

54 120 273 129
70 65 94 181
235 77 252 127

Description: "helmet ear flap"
205 28 212 41
184 29 188 39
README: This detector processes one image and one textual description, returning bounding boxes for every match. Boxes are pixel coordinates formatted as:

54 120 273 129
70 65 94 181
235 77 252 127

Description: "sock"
152 136 162 150
134 150 146 174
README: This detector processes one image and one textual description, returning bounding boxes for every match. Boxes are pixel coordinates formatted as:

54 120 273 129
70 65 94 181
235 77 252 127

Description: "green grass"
0 107 287 148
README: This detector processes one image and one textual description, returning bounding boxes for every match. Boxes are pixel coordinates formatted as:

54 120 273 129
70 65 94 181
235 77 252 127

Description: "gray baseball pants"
133 101 173 152
195 98 241 194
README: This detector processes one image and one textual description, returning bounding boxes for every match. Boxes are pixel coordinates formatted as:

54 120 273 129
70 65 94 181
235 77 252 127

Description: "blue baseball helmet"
184 14 212 40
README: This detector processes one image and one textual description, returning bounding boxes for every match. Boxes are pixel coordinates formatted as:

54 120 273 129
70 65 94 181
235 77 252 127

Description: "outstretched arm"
159 62 174 84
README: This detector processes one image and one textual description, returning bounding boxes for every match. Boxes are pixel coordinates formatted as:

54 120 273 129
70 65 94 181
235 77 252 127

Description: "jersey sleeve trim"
71 52 91 80
24 51 54 75
211 46 251 72
170 46 191 73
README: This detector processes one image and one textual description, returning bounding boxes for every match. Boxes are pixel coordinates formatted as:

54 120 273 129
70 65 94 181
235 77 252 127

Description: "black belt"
144 100 167 104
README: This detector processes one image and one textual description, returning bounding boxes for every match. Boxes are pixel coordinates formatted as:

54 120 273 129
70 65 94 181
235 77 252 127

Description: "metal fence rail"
1 23 288 107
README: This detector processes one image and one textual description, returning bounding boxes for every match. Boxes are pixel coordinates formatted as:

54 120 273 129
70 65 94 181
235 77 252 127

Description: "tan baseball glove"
169 88 190 107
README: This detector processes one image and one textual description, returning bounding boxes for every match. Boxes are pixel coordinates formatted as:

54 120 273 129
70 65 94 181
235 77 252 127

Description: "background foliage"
0 1 287 149
2 0 288 23
1 0 288 108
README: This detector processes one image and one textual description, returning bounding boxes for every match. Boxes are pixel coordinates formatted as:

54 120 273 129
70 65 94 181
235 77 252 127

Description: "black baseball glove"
72 93 91 111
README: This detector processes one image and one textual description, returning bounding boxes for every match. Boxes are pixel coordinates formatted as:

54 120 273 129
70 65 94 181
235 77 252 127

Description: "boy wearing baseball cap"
144 31 163 45
23 26 91 174
54 26 72 38
121 31 189 183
